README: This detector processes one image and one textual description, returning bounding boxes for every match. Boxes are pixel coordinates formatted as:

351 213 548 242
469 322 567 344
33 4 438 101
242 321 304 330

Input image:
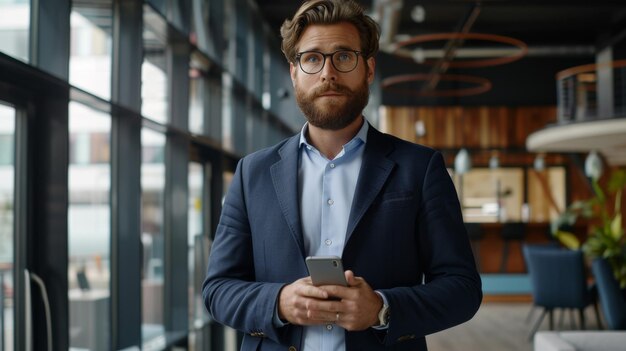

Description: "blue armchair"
524 245 601 339
591 258 626 330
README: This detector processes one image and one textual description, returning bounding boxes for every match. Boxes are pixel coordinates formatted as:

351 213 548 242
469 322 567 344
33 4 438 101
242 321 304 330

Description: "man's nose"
319 56 338 81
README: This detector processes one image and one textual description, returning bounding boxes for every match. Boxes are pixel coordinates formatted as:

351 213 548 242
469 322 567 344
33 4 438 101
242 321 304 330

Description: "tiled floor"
427 302 604 351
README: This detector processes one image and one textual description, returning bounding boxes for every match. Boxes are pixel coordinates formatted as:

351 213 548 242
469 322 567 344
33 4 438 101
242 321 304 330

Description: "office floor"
426 302 604 351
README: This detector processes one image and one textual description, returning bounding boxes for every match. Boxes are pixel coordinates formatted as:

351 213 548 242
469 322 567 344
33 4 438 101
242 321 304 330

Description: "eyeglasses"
295 50 361 74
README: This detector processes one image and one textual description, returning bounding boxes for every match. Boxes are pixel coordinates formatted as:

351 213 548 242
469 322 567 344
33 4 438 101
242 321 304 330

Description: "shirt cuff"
372 291 389 330
273 296 289 328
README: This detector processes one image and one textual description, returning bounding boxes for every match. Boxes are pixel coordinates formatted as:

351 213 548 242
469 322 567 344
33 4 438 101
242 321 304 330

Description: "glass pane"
221 73 233 151
234 0 248 84
146 0 166 16
190 0 208 54
142 9 169 124
0 0 30 62
69 1 113 100
206 0 224 64
189 68 204 134
207 76 222 143
68 101 111 351
141 128 166 344
187 162 209 350
0 102 15 351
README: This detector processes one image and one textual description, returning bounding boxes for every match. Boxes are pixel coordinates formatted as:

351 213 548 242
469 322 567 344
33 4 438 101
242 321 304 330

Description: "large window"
189 54 205 135
141 128 166 344
0 0 30 62
0 0 298 348
69 1 113 100
67 101 111 351
142 8 169 124
187 162 209 350
0 102 15 351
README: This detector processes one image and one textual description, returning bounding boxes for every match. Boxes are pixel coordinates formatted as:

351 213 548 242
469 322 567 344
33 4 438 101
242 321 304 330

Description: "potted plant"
552 169 626 288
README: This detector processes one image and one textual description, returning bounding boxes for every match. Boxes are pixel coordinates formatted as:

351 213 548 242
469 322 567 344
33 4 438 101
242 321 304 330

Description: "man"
202 0 482 350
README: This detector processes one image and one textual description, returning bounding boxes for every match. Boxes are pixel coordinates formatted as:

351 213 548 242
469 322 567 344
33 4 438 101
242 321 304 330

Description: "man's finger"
298 282 330 299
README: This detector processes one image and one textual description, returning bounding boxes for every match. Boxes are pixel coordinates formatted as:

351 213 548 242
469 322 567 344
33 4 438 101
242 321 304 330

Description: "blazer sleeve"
380 151 482 346
201 158 289 344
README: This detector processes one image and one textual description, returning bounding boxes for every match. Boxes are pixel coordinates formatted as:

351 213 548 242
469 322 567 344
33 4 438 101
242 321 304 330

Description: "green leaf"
570 200 588 210
608 170 626 192
611 214 623 240
593 180 606 202
555 231 580 250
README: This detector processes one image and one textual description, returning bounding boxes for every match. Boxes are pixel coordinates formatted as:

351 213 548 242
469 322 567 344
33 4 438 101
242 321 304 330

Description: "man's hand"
278 271 383 331
278 276 338 326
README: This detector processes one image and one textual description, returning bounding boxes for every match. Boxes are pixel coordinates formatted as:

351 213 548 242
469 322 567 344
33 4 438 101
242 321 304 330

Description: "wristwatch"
377 302 390 327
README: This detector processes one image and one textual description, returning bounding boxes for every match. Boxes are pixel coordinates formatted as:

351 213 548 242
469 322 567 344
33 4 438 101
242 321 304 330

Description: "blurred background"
1 0 625 350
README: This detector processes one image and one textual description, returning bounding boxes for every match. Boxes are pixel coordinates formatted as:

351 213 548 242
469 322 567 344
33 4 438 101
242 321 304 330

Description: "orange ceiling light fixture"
393 32 529 68
381 73 492 97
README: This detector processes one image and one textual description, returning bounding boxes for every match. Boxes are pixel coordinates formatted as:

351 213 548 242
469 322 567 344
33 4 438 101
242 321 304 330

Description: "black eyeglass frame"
294 50 362 74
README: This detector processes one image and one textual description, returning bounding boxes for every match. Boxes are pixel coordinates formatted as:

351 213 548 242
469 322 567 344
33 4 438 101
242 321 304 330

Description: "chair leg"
557 309 565 329
593 302 603 329
579 309 586 330
525 305 537 324
549 309 554 330
529 308 548 341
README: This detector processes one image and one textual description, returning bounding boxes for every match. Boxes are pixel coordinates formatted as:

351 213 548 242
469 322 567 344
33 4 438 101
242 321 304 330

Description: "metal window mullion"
111 0 143 349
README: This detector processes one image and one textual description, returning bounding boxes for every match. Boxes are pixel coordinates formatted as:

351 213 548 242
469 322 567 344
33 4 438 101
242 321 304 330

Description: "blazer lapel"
270 135 306 258
345 127 396 243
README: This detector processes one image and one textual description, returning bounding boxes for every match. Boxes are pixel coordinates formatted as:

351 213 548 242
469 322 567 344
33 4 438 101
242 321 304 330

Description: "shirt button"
327 199 334 205
329 163 335 168
325 239 332 246
306 146 312 150
326 324 333 331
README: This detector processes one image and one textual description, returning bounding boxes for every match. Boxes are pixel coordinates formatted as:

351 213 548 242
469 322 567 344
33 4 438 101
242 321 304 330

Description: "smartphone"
305 256 348 287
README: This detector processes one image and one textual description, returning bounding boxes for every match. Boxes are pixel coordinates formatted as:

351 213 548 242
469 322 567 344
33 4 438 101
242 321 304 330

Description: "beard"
295 75 370 130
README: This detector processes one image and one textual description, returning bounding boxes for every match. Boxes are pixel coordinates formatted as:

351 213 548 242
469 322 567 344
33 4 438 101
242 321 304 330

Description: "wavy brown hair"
280 0 380 63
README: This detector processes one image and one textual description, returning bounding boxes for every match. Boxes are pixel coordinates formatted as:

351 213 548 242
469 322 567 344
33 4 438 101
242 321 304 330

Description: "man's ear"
366 57 376 84
290 62 297 87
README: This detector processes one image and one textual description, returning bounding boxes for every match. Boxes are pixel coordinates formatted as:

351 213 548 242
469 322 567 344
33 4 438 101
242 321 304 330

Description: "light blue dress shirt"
298 120 368 351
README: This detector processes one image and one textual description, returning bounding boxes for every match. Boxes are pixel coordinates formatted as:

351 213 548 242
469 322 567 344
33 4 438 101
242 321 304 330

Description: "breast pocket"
375 191 415 211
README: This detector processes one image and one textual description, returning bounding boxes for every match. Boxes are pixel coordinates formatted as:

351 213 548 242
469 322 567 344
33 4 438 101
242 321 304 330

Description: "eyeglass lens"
299 51 358 74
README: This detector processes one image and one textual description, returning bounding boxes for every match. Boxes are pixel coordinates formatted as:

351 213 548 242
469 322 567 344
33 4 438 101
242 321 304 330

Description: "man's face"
290 22 376 130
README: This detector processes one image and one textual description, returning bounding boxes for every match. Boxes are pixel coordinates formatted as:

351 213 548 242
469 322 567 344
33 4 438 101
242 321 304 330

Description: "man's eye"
337 53 351 61
304 54 321 63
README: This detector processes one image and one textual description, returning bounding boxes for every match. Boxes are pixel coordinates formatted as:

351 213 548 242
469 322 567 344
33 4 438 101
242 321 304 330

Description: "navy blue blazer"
203 125 482 350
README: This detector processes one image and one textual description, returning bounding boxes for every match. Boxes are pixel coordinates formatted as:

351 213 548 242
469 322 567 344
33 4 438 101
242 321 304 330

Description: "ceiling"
256 0 626 106
257 0 626 48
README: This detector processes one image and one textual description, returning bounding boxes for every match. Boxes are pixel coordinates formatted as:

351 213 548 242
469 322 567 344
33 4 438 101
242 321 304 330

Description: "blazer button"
288 346 297 351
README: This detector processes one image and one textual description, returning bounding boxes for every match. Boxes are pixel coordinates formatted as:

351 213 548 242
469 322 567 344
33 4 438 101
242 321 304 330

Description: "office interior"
0 0 625 350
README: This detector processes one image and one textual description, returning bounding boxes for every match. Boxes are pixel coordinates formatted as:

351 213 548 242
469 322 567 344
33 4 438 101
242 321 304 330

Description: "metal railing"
556 59 626 123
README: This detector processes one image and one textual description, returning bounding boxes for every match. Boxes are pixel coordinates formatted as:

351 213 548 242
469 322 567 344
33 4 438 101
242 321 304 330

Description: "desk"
471 222 587 273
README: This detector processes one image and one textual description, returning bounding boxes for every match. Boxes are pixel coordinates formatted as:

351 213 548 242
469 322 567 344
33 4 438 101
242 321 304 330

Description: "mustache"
311 82 353 97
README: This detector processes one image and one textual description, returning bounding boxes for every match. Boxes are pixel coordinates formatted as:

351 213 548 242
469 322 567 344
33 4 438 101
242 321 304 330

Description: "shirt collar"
299 118 369 150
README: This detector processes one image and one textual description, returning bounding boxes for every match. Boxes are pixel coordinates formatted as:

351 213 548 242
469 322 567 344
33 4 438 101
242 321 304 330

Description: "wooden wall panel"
381 105 557 150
